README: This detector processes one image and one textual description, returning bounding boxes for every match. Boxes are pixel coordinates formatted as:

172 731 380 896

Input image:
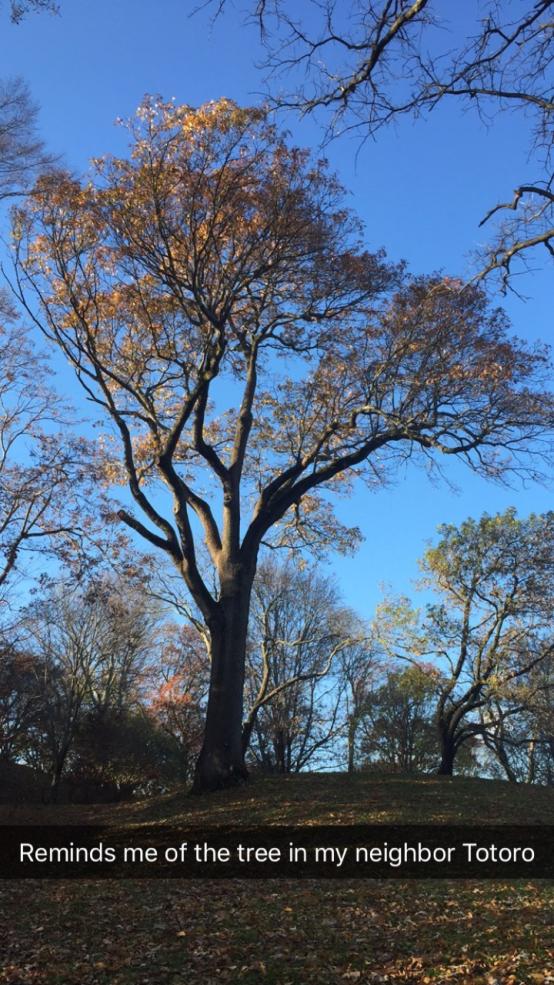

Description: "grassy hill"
1 770 553 826
1 773 552 985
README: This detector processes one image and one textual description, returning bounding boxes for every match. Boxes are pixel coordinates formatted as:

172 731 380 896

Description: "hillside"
1 773 553 984
1 770 553 826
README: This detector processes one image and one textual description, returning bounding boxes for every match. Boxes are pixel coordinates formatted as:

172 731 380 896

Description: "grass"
1 878 552 984
2 770 554 826
1 773 553 984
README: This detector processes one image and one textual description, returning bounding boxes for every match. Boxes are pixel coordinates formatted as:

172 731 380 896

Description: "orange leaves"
11 95 553 594
128 95 266 141
0 874 552 985
95 435 126 488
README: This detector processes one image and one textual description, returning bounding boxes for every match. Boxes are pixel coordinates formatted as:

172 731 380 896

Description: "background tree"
69 708 181 800
210 0 553 288
0 76 53 200
0 302 98 608
380 509 554 775
336 630 381 773
147 623 210 784
0 643 38 763
2 0 57 21
21 576 160 800
480 653 553 784
14 97 554 791
243 559 350 772
358 663 442 774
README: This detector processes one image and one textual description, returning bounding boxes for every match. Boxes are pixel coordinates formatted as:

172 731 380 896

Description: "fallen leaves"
0 879 552 984
1 775 552 983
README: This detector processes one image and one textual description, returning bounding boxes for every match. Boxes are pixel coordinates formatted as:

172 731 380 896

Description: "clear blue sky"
1 0 552 617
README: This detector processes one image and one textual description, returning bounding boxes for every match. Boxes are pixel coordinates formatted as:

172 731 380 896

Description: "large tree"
13 98 553 791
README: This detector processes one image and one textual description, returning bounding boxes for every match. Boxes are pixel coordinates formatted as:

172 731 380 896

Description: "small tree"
380 509 554 775
0 644 39 762
358 664 441 774
336 632 381 773
22 577 159 799
480 653 554 784
243 559 350 772
14 98 553 790
0 77 53 200
147 623 210 783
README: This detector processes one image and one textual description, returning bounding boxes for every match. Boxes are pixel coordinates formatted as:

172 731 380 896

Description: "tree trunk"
241 703 261 758
274 729 287 773
48 752 67 804
491 736 518 783
437 729 456 776
191 590 251 793
347 715 357 773
526 739 536 784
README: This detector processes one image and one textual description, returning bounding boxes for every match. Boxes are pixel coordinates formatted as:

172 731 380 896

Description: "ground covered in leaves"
1 775 552 983
1 879 552 984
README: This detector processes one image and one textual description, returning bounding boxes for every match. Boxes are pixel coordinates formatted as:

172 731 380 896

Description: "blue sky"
1 0 552 617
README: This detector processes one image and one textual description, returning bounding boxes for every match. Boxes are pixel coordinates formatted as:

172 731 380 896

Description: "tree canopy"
379 508 554 774
12 96 554 790
3 0 57 23
0 77 53 200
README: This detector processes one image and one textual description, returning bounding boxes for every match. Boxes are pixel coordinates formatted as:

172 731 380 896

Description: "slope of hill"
1 773 552 984
1 770 553 825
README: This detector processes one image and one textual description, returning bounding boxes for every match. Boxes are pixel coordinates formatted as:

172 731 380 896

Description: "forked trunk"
192 590 251 793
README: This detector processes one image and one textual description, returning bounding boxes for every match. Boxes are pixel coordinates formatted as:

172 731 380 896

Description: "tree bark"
526 739 536 785
490 736 518 783
437 728 456 776
48 750 68 804
347 715 357 773
191 588 251 793
242 702 264 758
